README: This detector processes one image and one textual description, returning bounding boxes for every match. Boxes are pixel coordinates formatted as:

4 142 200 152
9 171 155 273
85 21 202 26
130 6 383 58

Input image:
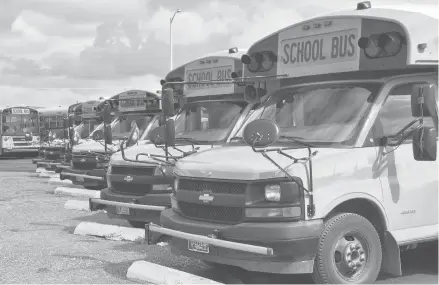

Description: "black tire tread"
312 212 382 284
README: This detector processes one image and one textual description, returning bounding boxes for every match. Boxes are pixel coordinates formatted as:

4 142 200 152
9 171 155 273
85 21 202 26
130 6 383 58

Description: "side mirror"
243 119 280 148
412 126 437 161
165 118 175 147
63 118 69 129
69 128 75 142
102 103 112 124
162 88 175 117
104 125 112 145
148 126 165 145
148 119 175 146
92 129 104 141
411 84 438 118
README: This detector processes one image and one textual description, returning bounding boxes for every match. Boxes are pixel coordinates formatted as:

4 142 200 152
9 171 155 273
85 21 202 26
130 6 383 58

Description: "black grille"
13 142 31 146
72 161 97 170
46 147 64 152
179 179 247 195
111 182 152 196
112 166 155 176
46 154 60 160
178 201 243 224
12 137 25 142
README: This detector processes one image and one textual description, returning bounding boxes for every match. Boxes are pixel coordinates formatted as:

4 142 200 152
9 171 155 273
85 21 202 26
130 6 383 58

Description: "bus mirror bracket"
242 119 315 216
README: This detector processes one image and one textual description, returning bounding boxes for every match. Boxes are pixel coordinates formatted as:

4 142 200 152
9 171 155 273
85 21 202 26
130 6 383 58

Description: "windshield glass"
173 101 248 143
76 120 100 139
111 114 154 140
2 113 39 134
235 83 381 145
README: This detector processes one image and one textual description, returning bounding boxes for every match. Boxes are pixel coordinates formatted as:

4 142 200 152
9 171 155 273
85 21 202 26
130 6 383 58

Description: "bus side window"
368 82 436 146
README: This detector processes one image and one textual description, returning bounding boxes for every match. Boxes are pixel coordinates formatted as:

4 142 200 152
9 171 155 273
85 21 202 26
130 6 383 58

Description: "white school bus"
149 2 438 284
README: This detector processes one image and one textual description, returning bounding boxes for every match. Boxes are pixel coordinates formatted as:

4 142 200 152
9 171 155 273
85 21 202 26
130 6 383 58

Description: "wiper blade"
229 136 243 141
175 137 202 145
278 135 314 148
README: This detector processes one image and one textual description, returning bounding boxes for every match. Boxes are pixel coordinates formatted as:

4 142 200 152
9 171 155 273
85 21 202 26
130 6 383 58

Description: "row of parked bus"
32 2 438 284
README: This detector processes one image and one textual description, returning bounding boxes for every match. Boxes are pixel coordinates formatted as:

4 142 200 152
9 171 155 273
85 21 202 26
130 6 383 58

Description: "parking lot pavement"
0 157 37 173
0 168 437 284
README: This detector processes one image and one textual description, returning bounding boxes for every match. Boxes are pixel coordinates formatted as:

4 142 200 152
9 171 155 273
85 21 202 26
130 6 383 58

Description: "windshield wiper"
175 137 208 145
278 135 315 148
229 136 244 142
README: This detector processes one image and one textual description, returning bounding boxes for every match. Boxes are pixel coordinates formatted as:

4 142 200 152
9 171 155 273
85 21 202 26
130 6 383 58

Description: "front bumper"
55 163 70 173
60 167 106 188
2 148 39 153
32 157 44 164
36 160 63 171
149 209 323 274
89 187 171 223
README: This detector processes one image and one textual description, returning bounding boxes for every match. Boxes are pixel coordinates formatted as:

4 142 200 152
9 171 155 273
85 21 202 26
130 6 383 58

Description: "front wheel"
312 213 382 284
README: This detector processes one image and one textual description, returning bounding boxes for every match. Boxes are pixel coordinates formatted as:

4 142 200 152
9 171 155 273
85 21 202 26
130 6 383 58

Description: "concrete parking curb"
39 171 58 178
54 187 100 198
73 222 144 241
126 260 224 285
64 200 91 212
48 177 73 186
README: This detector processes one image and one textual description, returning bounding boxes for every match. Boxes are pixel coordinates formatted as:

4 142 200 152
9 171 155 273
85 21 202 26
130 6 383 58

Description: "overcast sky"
0 0 436 108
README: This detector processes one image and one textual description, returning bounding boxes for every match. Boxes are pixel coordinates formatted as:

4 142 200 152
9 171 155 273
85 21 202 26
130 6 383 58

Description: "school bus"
60 90 163 190
54 100 106 174
148 2 438 284
34 106 69 170
88 48 263 228
0 106 41 157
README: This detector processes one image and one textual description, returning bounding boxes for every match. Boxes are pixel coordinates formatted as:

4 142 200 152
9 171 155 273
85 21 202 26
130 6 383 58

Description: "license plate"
116 206 130 215
76 176 84 182
188 240 210 253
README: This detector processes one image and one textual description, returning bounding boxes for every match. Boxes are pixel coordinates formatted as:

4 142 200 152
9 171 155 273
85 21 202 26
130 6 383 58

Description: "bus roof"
39 106 69 116
245 2 438 79
0 106 40 113
164 48 248 98
165 47 248 81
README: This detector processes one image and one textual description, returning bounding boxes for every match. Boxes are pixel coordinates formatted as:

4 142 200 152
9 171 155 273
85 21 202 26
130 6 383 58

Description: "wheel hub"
334 235 368 279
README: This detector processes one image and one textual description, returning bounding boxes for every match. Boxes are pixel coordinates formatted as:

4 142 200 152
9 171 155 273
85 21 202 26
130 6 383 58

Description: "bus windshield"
89 115 154 140
1 112 39 134
174 101 247 143
235 82 382 146
76 120 100 139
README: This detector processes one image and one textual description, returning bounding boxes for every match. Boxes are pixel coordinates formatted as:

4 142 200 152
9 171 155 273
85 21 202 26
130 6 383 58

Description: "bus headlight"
265 184 281 202
153 165 173 176
245 207 301 218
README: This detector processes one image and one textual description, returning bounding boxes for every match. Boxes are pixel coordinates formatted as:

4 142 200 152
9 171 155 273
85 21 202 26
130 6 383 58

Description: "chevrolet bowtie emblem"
199 193 214 203
80 158 86 162
124 176 133 182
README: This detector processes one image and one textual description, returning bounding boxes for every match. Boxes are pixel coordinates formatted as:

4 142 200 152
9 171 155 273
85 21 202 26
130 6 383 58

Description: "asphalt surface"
0 158 437 284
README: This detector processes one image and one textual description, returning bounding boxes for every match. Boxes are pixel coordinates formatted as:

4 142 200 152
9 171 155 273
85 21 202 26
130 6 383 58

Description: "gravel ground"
0 172 226 284
0 166 437 284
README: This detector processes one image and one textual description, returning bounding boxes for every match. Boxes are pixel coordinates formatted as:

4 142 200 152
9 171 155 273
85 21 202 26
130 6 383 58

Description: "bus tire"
312 213 382 284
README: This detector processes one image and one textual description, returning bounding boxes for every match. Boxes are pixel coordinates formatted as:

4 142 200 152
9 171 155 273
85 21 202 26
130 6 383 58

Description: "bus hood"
110 143 216 167
174 145 369 183
72 139 122 154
